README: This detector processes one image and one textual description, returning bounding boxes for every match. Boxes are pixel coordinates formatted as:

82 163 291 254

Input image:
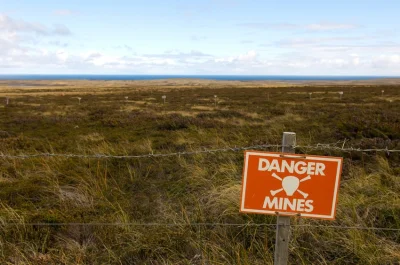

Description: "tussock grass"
0 81 399 264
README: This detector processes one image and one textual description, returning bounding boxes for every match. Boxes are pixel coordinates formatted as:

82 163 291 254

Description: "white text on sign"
258 158 326 176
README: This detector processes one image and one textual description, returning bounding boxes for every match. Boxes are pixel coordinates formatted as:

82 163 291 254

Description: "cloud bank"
0 14 399 75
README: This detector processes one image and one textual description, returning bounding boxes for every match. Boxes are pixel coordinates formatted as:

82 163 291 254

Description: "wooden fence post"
274 132 296 265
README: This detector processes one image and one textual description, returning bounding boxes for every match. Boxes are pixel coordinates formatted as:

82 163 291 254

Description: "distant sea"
0 75 398 81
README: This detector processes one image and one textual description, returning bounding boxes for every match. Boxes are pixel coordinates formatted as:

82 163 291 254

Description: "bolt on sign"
240 151 343 220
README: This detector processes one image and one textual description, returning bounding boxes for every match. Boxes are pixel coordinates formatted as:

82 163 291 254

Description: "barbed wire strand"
0 144 281 159
0 143 399 159
296 144 400 153
0 222 399 231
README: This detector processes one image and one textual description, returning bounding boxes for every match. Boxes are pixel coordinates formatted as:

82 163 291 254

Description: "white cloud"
264 35 400 58
372 54 400 68
238 50 257 61
214 50 258 63
144 50 213 59
0 14 71 36
272 35 373 47
0 13 74 70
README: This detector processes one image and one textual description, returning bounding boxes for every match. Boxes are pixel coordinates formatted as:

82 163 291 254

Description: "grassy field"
0 79 399 264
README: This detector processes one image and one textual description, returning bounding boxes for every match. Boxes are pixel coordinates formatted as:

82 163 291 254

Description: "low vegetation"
0 80 399 264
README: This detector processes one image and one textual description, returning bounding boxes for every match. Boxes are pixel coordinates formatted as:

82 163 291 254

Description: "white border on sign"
240 152 343 220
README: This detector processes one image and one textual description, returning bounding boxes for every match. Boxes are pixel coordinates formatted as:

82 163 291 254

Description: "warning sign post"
240 132 343 265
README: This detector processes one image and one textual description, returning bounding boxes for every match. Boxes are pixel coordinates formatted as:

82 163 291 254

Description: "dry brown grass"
0 79 399 264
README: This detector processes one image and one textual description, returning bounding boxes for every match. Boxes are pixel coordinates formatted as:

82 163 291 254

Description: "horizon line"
1 74 400 77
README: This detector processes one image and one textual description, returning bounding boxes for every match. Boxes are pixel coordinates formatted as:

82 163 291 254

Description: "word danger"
258 158 325 176
263 196 313 212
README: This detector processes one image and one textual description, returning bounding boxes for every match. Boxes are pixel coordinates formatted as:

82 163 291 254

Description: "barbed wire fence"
0 222 399 231
0 141 399 231
0 143 399 159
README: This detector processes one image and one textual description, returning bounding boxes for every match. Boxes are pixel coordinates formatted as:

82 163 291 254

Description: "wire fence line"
1 143 399 233
296 144 400 154
1 222 399 231
0 144 282 159
0 143 399 160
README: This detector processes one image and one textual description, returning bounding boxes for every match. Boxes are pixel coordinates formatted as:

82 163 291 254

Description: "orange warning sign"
240 151 343 220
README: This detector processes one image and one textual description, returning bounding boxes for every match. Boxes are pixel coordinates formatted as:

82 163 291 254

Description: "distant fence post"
274 132 296 265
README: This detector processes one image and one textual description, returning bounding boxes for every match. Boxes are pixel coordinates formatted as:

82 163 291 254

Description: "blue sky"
1 0 400 75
